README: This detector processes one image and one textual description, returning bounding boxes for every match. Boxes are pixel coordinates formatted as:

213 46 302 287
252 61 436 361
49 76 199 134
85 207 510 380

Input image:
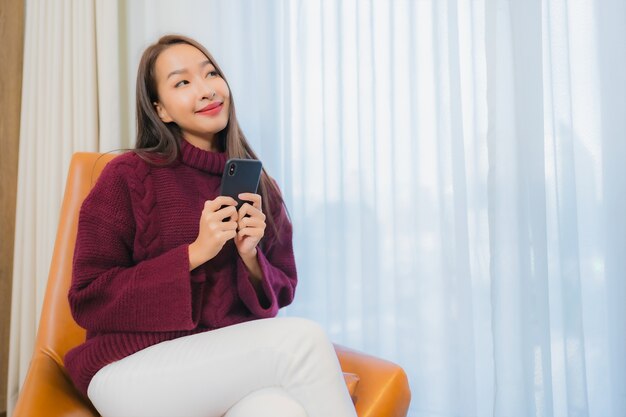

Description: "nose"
198 78 216 100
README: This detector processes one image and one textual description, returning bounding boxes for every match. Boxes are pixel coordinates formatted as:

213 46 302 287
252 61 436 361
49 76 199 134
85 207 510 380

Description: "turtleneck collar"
179 139 227 175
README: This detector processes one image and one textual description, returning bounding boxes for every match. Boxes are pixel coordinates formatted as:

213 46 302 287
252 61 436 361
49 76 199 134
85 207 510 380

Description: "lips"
196 101 224 115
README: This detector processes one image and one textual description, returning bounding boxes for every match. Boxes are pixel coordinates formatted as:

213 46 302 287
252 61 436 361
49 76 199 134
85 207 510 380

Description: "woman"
65 34 357 417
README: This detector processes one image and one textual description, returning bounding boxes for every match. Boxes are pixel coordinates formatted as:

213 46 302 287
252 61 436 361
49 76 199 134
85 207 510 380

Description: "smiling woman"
62 34 358 417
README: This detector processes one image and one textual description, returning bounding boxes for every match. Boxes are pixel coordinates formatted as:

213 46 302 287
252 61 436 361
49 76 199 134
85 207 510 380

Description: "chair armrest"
13 352 99 417
334 344 411 417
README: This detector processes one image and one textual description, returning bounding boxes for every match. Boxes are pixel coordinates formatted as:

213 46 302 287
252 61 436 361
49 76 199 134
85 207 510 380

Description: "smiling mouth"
197 102 222 113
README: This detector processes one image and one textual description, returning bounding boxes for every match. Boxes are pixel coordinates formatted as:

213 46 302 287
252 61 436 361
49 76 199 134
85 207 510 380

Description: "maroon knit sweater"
65 139 297 396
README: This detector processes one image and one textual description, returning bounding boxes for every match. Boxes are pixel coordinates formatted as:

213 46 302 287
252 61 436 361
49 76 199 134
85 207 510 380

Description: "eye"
206 70 219 78
174 80 189 88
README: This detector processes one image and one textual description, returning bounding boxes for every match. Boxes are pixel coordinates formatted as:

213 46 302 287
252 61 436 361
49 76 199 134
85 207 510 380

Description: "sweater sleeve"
68 160 202 333
236 190 297 317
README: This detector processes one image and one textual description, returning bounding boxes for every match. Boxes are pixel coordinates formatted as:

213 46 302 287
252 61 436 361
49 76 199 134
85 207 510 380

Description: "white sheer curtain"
124 0 625 416
7 1 125 415
487 1 626 415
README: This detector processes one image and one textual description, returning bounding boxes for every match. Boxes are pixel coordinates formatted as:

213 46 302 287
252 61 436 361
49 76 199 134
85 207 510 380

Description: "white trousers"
87 317 357 417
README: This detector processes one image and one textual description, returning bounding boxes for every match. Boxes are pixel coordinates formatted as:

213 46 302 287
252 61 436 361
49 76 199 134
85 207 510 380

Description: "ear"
153 102 173 123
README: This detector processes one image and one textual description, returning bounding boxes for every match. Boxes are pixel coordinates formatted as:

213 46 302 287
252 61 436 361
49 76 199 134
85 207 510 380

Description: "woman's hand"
234 193 266 259
188 196 238 270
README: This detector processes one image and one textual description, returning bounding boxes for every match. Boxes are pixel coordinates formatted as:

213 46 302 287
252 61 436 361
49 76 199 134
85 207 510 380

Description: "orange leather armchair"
12 152 411 417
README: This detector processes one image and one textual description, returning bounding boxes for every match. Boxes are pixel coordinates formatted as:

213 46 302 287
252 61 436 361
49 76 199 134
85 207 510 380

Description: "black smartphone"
219 158 263 211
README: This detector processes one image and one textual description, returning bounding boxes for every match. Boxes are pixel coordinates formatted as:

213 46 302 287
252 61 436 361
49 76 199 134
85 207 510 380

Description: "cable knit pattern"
65 140 297 396
119 158 161 262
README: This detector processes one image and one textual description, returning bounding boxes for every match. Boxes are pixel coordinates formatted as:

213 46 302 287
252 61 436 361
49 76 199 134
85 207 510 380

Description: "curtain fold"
596 1 626 412
7 1 123 415
486 0 557 414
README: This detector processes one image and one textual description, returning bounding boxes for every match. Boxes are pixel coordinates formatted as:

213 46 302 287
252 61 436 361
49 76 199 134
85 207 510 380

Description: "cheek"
166 93 195 115
218 79 230 100
221 86 231 114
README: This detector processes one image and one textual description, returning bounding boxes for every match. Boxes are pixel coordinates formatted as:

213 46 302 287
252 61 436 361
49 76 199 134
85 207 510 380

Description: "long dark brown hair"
134 34 286 245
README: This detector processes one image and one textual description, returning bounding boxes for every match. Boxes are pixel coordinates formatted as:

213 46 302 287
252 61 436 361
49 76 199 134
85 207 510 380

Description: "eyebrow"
166 60 213 80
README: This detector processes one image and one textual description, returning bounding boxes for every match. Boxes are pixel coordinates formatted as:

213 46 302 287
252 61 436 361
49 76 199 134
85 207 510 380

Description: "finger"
205 196 238 212
237 227 265 239
238 203 265 220
238 216 266 230
238 193 262 210
238 203 252 219
220 229 237 241
206 218 236 234
215 205 238 221
221 220 239 231
239 227 265 240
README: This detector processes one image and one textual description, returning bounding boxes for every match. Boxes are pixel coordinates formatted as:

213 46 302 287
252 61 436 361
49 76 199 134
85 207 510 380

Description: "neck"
184 134 219 152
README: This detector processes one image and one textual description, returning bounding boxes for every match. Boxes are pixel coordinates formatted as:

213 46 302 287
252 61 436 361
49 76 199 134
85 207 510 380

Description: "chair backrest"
36 153 116 368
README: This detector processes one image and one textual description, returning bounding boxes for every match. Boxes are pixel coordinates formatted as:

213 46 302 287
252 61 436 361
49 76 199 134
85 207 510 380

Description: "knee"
281 318 332 350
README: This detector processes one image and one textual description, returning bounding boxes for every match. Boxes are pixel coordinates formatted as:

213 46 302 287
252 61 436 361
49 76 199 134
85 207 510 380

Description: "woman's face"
153 43 230 150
